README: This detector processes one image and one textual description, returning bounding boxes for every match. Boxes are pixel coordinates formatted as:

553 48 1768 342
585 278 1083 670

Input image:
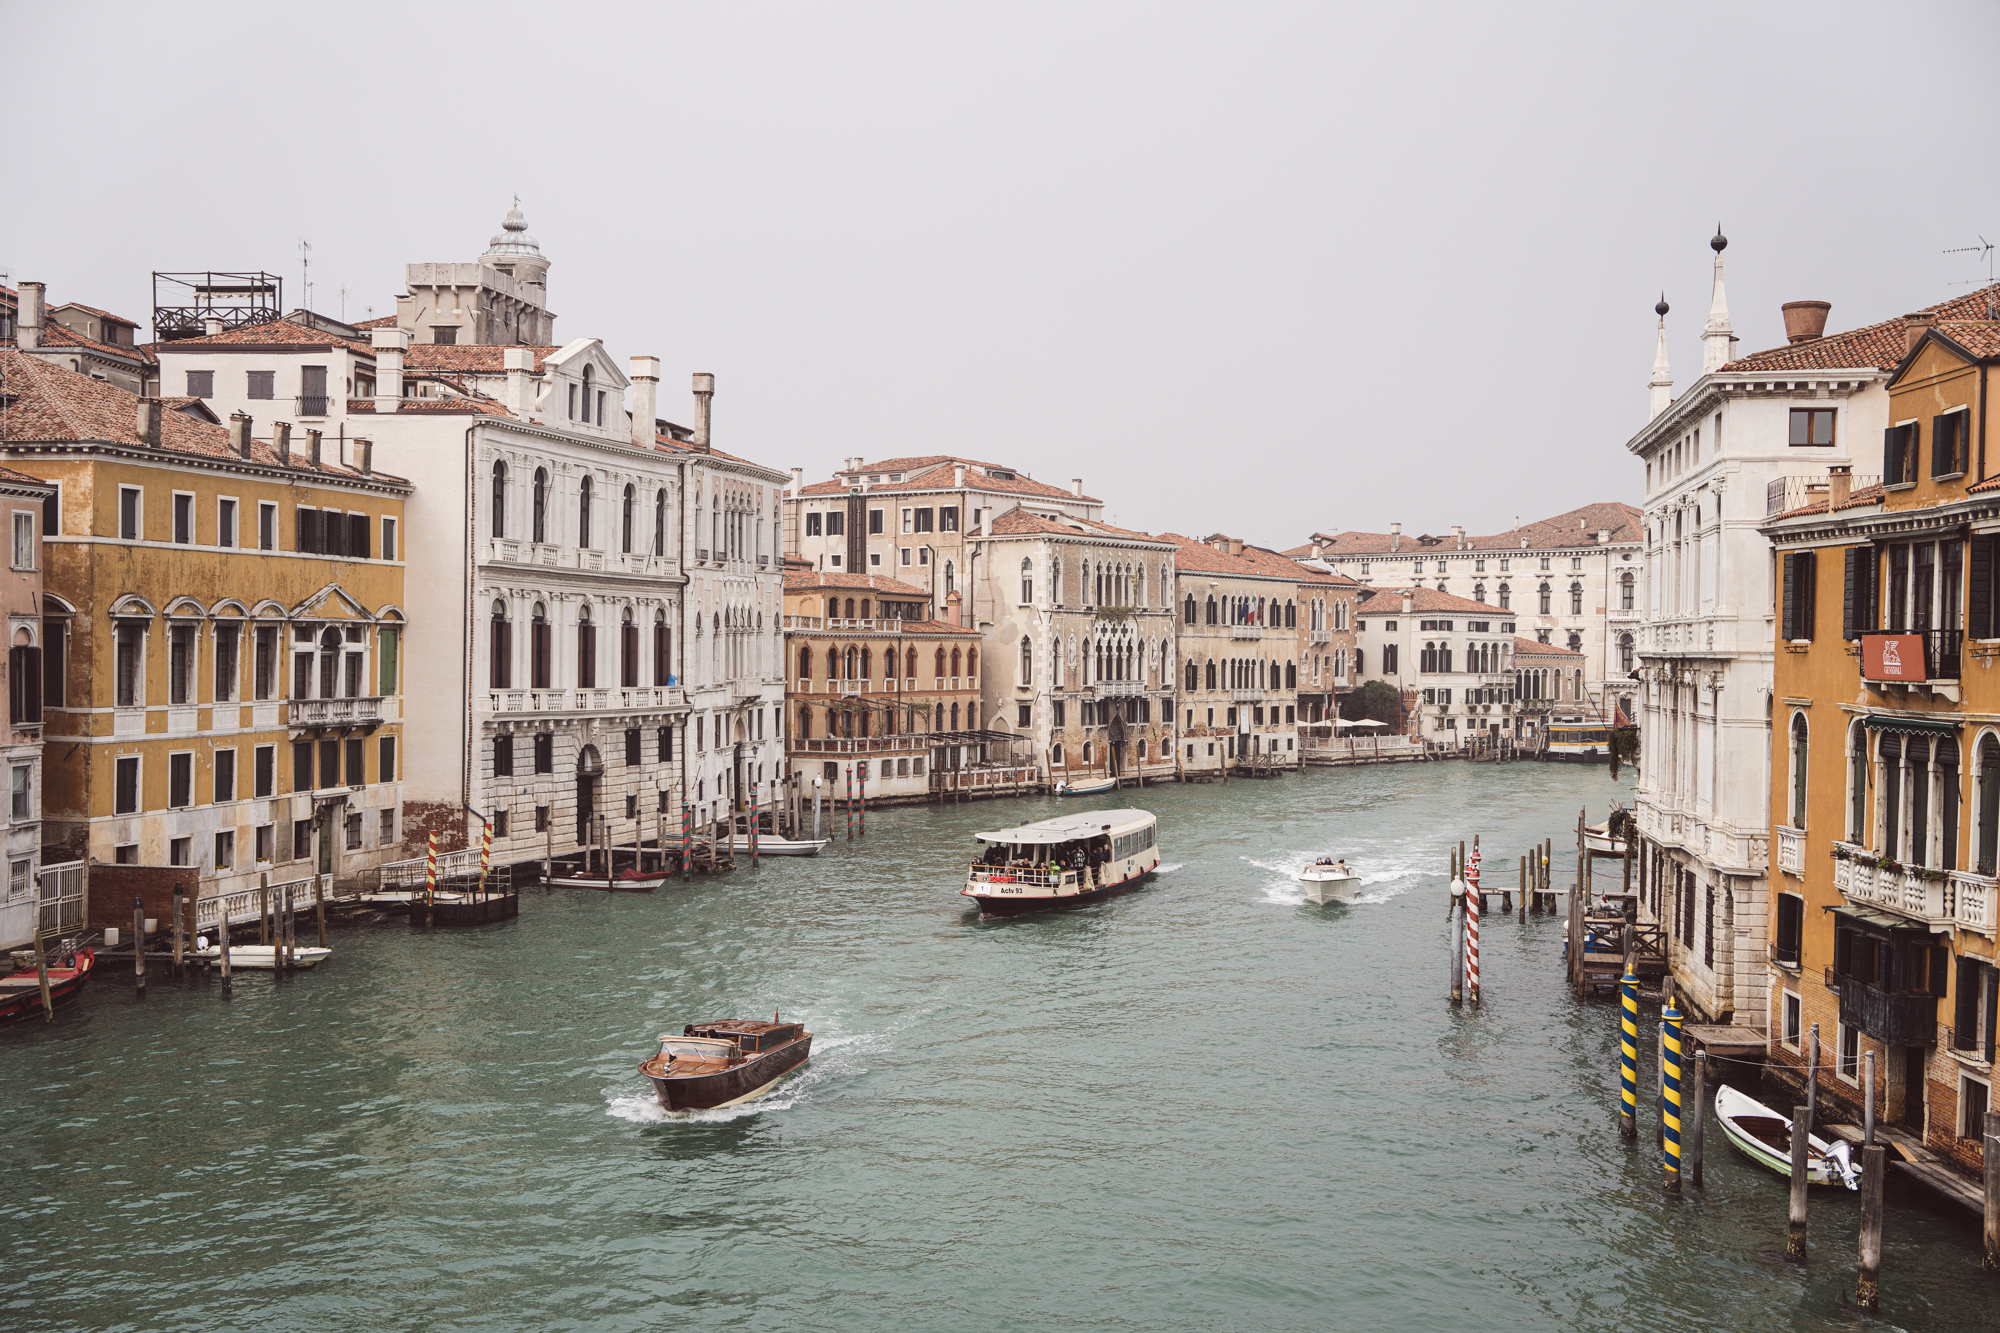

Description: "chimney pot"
228 412 252 457
306 429 322 468
1905 312 1938 356
1401 591 1414 615
1071 478 1083 498
203 316 224 338
357 438 373 476
691 372 714 449
955 464 968 488
1829 463 1853 509
1781 300 1832 345
628 356 660 449
18 281 44 350
371 328 408 413
135 398 160 447
789 466 803 497
502 347 536 420
270 421 290 463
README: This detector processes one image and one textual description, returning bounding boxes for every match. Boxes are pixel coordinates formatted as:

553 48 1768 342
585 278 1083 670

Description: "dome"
485 198 543 261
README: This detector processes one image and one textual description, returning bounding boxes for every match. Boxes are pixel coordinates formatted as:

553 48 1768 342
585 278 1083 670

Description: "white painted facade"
1349 588 1519 742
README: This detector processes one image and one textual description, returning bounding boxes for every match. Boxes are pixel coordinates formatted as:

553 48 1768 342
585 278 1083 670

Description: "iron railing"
295 395 331 417
1836 975 1937 1048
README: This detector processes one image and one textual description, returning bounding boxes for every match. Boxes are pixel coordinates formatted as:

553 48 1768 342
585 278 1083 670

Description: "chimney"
17 281 43 350
1597 529 1609 545
628 356 660 449
1829 463 1853 509
307 429 323 468
228 412 252 457
1390 521 1401 553
357 437 373 476
203 315 225 338
135 398 160 447
954 463 967 488
947 589 964 627
1905 311 1938 356
503 347 536 419
1401 590 1414 616
1309 542 1322 560
270 421 290 463
1071 478 1083 497
371 328 408 413
691 372 714 449
789 466 804 497
1229 537 1244 555
1782 300 1832 345
1451 524 1463 548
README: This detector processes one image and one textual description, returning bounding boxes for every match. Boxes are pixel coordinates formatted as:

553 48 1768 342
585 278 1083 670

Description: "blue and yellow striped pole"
1619 969 1639 1140
1662 1003 1684 1193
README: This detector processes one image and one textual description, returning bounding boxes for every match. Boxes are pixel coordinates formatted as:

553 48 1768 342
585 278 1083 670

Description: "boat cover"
976 810 1154 845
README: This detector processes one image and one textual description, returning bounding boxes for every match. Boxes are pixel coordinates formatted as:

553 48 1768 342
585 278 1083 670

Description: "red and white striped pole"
1465 847 1481 1005
478 818 492 899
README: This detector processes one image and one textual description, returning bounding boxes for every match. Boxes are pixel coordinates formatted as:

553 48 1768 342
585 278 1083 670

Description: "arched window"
1618 633 1634 673
619 606 639 686
845 598 856 619
621 484 635 554
530 602 551 688
1789 713 1809 829
944 561 955 596
966 648 976 683
1285 660 1296 688
1472 583 1485 603
797 705 812 740
580 365 595 422
1205 596 1217 625
489 598 511 688
1569 581 1583 615
935 648 946 680
1567 631 1583 652
1051 556 1063 606
1285 600 1296 628
1940 735 1962 871
532 467 548 543
1184 594 1196 625
861 647 872 679
1619 571 1636 611
1538 582 1551 615
845 646 859 679
578 475 594 548
799 646 813 681
1498 582 1511 611
906 646 917 680
575 604 597 688
1205 659 1216 690
654 608 671 685
1021 558 1034 604
1081 561 1091 606
654 488 668 556
1017 638 1029 685
491 461 507 538
1186 659 1198 691
1977 734 2000 874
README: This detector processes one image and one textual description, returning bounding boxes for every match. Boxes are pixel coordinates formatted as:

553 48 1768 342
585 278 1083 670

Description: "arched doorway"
576 743 603 850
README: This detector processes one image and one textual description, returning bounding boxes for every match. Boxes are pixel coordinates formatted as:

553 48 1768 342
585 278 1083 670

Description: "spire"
1702 225 1735 372
1649 293 1673 420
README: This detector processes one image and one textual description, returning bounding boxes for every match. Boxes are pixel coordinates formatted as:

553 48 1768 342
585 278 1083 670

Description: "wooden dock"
1823 1122 1984 1215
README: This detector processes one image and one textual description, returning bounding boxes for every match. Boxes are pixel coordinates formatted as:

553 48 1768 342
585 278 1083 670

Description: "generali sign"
1863 633 1927 682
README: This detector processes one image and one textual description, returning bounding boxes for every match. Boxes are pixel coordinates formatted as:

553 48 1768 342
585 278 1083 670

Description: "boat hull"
727 837 829 856
1714 1085 1850 1187
1299 872 1363 904
1054 779 1117 796
0 948 94 1023
965 869 1153 916
641 1036 812 1111
548 876 662 892
189 945 332 970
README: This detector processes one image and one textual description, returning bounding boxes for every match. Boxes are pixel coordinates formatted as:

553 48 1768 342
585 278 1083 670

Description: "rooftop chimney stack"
1597 529 1610 545
628 356 660 450
204 316 224 338
357 438 373 476
1071 478 1083 498
1905 312 1938 355
308 429 323 467
947 589 964 627
1451 524 1464 548
1402 590 1414 616
955 464 967 488
135 398 160 447
270 421 290 463
228 412 252 457
1390 521 1401 553
1829 463 1853 509
18 281 44 350
503 347 536 419
1782 300 1832 345
1229 537 1244 555
789 467 803 497
372 328 408 413
691 373 714 449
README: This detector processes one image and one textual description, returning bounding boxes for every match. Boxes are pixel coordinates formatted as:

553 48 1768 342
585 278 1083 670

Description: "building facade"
0 458 53 950
1351 587 1518 745
0 351 409 896
1759 310 2000 1167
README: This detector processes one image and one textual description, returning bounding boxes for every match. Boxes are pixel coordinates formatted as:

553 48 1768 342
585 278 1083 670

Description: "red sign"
1863 633 1927 682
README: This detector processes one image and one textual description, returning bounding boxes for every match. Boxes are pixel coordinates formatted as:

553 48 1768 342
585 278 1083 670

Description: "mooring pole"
1688 1050 1706 1188
1985 1110 2000 1270
31 919 52 1021
218 890 232 996
1806 1023 1820 1133
1464 848 1480 1006
1788 1109 1810 1260
1661 1005 1683 1195
1857 1142 1886 1312
133 896 146 998
1619 970 1639 1140
171 883 185 979
1448 874 1465 1006
1864 1050 1876 1147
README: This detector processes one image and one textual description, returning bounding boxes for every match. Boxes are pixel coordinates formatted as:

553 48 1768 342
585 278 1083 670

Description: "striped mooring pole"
478 818 492 898
858 764 867 837
681 802 693 881
1464 848 1480 1005
749 782 760 866
1662 1003 1684 1193
845 765 855 841
424 829 438 908
1619 969 1640 1140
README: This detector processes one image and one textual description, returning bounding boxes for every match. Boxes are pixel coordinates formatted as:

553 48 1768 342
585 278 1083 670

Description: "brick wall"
86 864 194 932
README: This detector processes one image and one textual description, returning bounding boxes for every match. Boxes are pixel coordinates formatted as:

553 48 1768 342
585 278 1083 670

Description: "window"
1789 407 1836 447
534 732 554 774
1619 571 1634 610
213 829 235 870
536 805 550 832
1617 632 1634 674
1962 1075 1991 1140
532 468 549 543
1884 422 1918 487
170 837 190 867
379 735 396 783
170 493 196 545
494 734 514 777
317 738 340 788
6 512 31 571
577 606 596 688
119 487 141 540
492 462 508 538
1781 551 1817 641
255 743 275 798
246 370 275 400
826 510 844 536
252 625 277 700
578 475 593 548
1568 582 1583 615
530 604 551 689
1789 713 1809 829
293 820 313 860
1021 559 1034 604
914 507 933 533
940 506 959 532
214 748 236 803
185 370 213 398
113 755 139 814
9 766 26 821
622 484 636 553
259 502 277 551
1935 409 1971 479
1018 703 1031 727
256 824 274 863
168 752 193 808
1774 894 1803 966
492 809 509 839
806 512 823 537
168 624 195 704
868 508 884 535
1537 582 1551 615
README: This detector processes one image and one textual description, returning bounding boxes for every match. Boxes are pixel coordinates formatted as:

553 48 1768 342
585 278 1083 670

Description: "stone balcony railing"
1831 840 1997 933
1308 629 1333 645
290 696 385 728
1230 624 1263 639
1775 825 1804 878
487 686 684 714
1231 688 1267 702
1094 679 1144 696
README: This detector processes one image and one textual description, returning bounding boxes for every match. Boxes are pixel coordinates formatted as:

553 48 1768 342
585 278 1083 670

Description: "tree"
1339 680 1401 727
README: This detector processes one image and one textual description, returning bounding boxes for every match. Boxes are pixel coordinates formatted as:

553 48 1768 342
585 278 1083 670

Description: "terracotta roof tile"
783 570 929 596
977 508 1169 544
798 459 1096 504
1721 284 2000 374
1513 635 1584 658
1357 586 1512 617
51 302 140 328
7 324 158 366
1933 321 2000 360
347 396 514 418
1770 480 1888 516
1302 502 1641 558
1157 532 1342 585
155 318 374 357
352 315 399 330
402 344 562 373
0 351 408 487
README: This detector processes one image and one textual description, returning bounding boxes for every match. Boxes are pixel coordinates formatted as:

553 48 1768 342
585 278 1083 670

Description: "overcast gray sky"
11 2 1999 546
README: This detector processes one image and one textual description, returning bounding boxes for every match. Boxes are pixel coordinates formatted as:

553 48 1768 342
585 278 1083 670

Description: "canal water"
3 763 1992 1331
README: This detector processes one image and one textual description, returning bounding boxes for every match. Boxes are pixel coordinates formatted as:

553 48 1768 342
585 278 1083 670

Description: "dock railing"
966 863 1078 890
379 848 482 888
194 874 327 933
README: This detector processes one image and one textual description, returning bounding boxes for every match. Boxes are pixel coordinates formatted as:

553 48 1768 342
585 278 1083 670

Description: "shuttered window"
1883 423 1918 487
1974 536 1999 640
1782 551 1817 641
1842 546 1876 640
1934 410 1971 479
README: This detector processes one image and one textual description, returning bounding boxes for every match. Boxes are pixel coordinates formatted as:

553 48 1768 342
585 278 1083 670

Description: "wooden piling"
1449 895 1464 1006
1806 1023 1820 1132
133 896 146 996
218 895 232 995
1788 1110 1810 1260
172 884 185 979
1688 1051 1706 1188
1857 1142 1885 1312
1985 1110 2000 1270
1518 855 1526 922
315 876 328 948
31 920 52 1021
260 877 271 945
1864 1050 1876 1146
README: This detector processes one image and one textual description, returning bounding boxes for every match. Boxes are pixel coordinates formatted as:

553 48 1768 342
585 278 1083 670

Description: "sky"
9 1 2000 547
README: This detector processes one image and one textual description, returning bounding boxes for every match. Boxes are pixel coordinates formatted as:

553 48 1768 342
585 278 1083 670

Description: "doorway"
577 744 602 845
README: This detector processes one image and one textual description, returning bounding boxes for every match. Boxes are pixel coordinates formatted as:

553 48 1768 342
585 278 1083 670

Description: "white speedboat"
189 940 332 970
1298 861 1363 905
1053 776 1117 796
1714 1084 1859 1189
727 836 830 856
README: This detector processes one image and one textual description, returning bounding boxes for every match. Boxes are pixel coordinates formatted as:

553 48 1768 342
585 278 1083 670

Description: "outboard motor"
1824 1138 1860 1190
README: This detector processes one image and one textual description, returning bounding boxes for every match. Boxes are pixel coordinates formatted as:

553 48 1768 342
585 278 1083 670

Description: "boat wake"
1154 862 1184 875
1243 851 1429 907
603 1029 880 1126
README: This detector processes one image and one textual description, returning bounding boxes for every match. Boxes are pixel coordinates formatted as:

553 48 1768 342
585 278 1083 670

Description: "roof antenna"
1944 236 1997 317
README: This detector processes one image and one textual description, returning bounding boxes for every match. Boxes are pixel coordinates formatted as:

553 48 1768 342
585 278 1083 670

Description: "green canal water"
3 763 1993 1331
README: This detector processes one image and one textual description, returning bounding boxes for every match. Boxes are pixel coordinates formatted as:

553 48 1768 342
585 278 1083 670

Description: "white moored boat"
1298 860 1363 905
727 836 830 857
1714 1084 1859 1189
1053 776 1117 797
189 940 332 970
962 809 1159 916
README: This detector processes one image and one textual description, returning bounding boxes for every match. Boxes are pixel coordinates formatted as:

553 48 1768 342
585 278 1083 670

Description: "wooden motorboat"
0 946 94 1023
1583 821 1628 857
548 870 664 892
1298 860 1362 905
1714 1084 1858 1189
189 941 332 970
638 1018 813 1111
727 836 829 857
962 809 1159 916
1053 776 1117 797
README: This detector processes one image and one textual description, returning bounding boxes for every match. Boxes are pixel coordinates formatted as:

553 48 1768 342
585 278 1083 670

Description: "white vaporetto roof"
976 810 1155 845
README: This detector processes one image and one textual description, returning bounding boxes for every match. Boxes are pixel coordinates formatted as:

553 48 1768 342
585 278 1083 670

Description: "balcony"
1952 871 1998 935
295 394 331 418
1096 679 1143 696
488 686 682 715
1860 629 1961 684
1231 688 1265 702
1230 624 1262 639
1308 629 1333 645
1775 825 1804 878
1832 842 1958 926
1836 975 1936 1048
289 696 384 729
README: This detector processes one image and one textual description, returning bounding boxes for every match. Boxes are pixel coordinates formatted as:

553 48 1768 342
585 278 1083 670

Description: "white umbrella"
1338 718 1388 729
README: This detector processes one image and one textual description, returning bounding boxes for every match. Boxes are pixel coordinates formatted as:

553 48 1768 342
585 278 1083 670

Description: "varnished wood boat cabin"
639 1019 813 1112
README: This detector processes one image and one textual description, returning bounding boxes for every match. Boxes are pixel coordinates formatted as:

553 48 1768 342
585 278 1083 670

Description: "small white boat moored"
727 836 830 857
1714 1084 1859 1189
1053 776 1118 797
189 940 332 970
1298 860 1363 905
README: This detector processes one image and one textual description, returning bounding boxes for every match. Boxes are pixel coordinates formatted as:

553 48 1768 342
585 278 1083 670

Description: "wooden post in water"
31 919 52 1021
1518 855 1526 921
172 883 185 979
315 875 327 947
260 876 271 945
1618 970 1639 1140
218 889 232 995
545 816 555 889
1863 1051 1876 1146
1806 1023 1820 1133
133 896 146 996
1788 1110 1810 1259
1688 1050 1706 1188
1985 1110 2000 1270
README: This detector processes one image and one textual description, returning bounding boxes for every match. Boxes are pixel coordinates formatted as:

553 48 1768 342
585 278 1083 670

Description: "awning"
1861 713 1961 738
1824 903 1940 934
